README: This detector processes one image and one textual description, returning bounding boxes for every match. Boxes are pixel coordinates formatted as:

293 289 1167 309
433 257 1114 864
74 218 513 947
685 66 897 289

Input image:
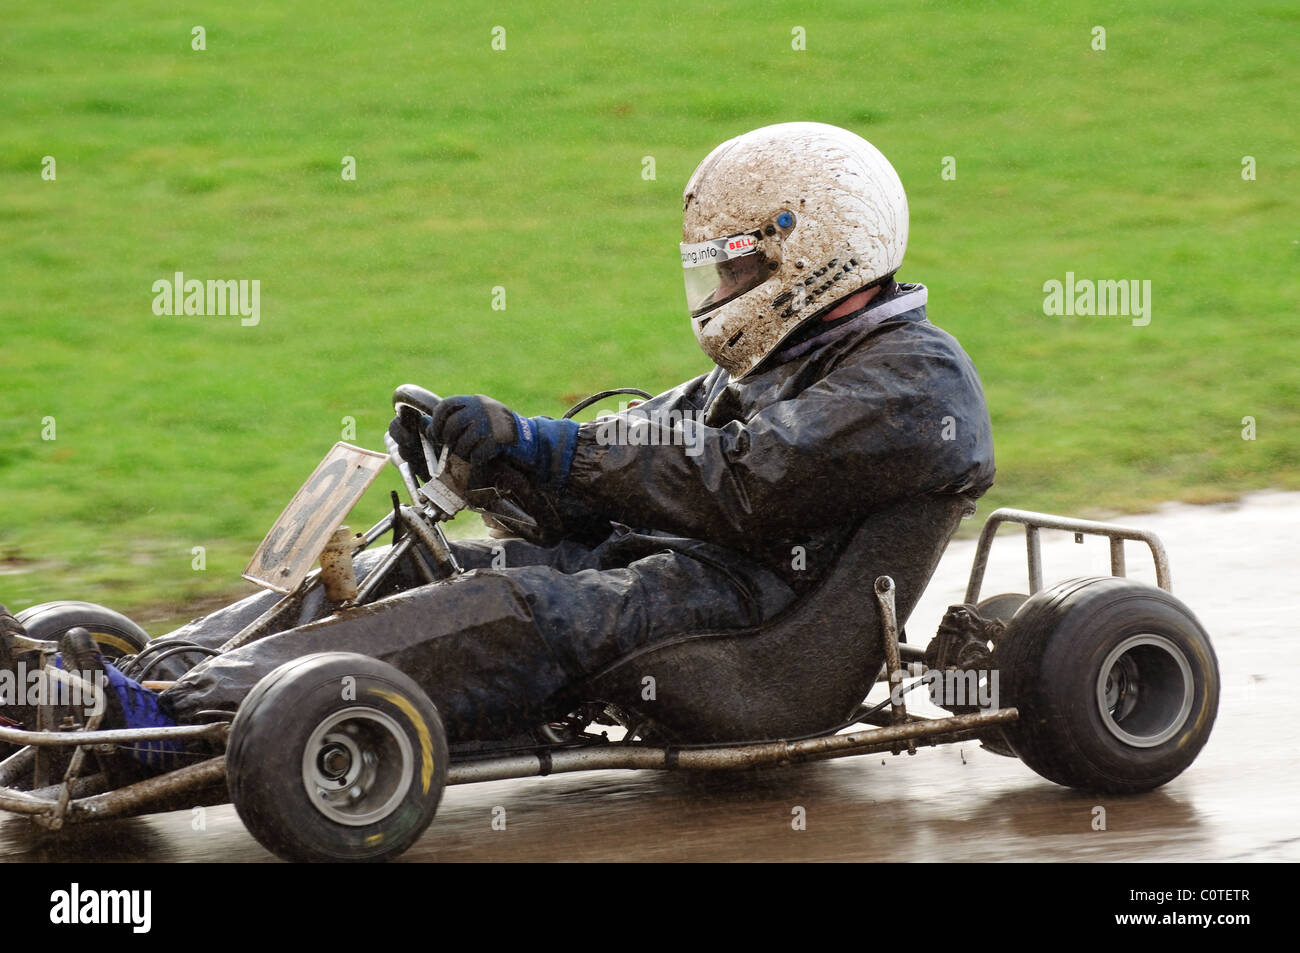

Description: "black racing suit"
160 283 995 742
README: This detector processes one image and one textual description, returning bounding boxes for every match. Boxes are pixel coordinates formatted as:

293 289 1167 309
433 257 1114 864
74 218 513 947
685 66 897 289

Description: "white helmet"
680 122 909 378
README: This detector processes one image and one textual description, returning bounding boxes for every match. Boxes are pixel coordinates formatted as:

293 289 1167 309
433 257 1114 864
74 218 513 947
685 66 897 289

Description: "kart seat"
582 493 970 743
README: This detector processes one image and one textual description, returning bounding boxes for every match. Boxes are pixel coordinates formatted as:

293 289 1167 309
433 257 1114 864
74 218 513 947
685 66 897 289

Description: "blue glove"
428 395 578 488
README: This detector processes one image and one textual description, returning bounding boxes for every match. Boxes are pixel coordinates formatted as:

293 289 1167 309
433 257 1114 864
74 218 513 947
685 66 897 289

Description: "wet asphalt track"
4 492 1297 862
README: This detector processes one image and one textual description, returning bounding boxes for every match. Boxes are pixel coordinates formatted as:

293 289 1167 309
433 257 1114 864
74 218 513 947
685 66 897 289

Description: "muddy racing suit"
159 283 995 742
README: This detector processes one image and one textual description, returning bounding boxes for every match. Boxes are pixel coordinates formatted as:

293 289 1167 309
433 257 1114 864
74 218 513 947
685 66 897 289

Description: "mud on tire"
227 652 448 862
995 576 1219 794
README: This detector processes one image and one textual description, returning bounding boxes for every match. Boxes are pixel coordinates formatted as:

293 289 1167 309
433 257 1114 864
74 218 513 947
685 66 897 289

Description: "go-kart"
0 386 1221 862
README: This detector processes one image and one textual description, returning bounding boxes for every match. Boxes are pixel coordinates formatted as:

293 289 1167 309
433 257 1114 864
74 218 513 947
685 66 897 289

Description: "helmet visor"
681 231 771 319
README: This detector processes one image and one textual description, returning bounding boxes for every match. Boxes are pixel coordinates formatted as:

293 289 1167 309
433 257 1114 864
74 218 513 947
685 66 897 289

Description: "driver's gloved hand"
387 413 435 483
428 395 578 489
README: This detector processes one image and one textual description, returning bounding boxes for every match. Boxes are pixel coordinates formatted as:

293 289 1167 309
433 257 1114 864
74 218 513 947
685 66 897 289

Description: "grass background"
1 0 1296 632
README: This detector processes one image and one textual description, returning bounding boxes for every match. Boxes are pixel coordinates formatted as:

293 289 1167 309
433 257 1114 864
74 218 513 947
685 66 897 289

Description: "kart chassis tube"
444 708 1018 783
0 710 1017 821
964 507 1173 603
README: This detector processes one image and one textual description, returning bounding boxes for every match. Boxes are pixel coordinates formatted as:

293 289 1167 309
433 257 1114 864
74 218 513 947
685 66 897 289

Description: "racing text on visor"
680 231 772 319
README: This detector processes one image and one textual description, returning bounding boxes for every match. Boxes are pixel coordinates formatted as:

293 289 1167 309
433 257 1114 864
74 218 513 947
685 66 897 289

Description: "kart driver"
1 122 996 765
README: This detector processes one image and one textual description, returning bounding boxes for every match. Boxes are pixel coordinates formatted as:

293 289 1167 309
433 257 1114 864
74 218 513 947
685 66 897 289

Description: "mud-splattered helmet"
680 122 908 378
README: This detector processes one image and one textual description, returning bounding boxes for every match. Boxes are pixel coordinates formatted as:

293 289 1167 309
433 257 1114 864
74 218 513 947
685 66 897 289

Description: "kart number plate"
243 442 389 593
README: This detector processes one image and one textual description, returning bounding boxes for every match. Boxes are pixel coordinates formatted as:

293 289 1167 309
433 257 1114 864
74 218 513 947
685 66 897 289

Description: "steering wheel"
389 384 539 535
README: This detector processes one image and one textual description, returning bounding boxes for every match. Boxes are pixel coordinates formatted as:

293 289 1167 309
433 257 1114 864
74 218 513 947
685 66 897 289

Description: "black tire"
996 576 1219 793
972 594 1029 757
227 652 448 862
15 601 150 659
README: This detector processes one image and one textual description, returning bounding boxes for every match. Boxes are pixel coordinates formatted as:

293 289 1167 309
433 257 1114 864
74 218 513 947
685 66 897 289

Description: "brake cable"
562 388 653 419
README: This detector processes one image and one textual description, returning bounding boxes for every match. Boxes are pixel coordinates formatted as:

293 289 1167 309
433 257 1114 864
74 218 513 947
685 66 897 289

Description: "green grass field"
2 1 1296 631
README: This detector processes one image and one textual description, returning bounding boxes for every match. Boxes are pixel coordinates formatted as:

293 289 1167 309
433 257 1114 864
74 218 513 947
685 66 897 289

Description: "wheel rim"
1095 634 1194 748
301 707 414 826
88 630 139 658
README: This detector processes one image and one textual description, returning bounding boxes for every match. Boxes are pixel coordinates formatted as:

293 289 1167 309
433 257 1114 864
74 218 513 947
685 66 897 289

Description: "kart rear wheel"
996 576 1219 793
227 652 448 862
15 601 150 659
971 594 1028 757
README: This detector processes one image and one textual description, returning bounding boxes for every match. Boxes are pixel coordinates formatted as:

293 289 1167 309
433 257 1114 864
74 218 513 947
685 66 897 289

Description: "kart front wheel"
227 652 448 862
996 576 1219 794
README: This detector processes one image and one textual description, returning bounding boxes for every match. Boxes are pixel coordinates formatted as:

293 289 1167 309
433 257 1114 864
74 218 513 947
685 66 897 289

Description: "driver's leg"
138 535 596 679
160 548 795 743
444 536 599 574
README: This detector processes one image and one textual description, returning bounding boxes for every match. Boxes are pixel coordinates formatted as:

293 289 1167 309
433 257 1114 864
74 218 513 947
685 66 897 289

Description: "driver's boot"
57 627 183 772
58 627 126 730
